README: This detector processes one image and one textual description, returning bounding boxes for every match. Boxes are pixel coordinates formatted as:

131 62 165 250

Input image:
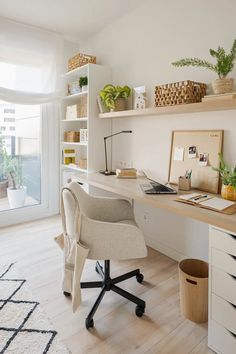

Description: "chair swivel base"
63 260 145 329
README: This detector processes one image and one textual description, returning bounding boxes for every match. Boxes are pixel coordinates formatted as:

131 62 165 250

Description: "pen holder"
178 176 191 191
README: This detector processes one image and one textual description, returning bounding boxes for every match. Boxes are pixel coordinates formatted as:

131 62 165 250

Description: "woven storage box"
155 80 207 107
68 53 96 71
64 131 80 142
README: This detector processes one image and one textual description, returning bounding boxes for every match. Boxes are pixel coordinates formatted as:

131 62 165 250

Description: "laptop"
140 170 177 195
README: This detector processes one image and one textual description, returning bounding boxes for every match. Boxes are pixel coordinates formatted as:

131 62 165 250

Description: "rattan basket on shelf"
155 80 207 107
68 53 96 71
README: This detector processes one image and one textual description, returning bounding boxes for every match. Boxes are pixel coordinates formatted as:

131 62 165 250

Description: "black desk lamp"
100 130 132 175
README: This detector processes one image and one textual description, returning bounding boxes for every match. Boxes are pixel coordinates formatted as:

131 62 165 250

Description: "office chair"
61 181 147 329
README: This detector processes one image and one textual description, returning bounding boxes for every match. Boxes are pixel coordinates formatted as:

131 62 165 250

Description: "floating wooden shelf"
99 98 236 119
61 117 88 122
62 141 88 146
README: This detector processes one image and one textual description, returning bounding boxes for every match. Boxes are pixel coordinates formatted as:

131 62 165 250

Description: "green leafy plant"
172 39 236 79
79 76 88 88
4 155 23 189
99 84 131 110
212 153 236 189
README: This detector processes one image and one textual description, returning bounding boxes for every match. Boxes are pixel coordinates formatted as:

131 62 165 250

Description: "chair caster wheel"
63 291 71 297
85 317 94 329
136 273 144 283
135 305 145 317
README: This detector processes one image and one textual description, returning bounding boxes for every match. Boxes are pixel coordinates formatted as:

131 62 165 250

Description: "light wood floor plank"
0 215 213 354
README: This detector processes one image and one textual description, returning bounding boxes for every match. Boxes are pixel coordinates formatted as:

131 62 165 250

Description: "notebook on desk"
140 170 177 195
176 193 236 215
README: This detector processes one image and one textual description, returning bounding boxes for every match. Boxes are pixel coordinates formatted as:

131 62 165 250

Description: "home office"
0 1 236 354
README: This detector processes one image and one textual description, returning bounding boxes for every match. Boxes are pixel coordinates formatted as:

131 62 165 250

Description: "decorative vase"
221 184 236 201
212 78 234 94
112 98 127 112
7 186 27 208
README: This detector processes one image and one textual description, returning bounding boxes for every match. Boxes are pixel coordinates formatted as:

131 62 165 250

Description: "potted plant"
79 76 88 92
5 155 27 208
172 39 236 94
213 153 236 201
99 84 131 112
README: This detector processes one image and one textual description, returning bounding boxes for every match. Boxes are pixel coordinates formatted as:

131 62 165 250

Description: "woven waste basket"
179 258 208 323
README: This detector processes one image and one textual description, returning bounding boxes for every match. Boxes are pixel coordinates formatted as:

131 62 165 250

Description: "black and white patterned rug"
0 263 70 354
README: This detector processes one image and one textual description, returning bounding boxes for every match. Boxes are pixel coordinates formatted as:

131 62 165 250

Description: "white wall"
81 0 236 261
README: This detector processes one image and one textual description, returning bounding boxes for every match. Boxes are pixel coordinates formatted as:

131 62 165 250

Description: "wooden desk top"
73 173 236 234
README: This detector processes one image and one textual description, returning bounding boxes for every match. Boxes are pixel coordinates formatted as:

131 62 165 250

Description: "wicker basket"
64 131 80 142
68 53 96 71
155 80 207 107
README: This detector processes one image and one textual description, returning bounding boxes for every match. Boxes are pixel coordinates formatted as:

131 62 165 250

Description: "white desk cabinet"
208 226 236 354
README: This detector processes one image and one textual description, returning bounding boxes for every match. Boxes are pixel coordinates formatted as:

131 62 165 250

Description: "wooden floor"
0 216 215 354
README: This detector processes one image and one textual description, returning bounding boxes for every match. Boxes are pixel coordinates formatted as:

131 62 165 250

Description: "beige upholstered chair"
61 181 147 329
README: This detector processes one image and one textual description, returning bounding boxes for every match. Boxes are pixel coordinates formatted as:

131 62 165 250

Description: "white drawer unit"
212 248 236 277
210 227 236 257
208 320 236 354
212 293 236 335
212 266 236 306
209 226 236 354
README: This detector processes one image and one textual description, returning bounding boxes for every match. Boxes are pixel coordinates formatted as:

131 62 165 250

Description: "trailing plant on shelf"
213 153 236 201
172 39 236 94
99 84 131 111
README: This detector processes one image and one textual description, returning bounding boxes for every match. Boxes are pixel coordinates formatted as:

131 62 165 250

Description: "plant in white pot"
99 84 131 112
79 76 88 92
172 39 236 94
5 155 27 208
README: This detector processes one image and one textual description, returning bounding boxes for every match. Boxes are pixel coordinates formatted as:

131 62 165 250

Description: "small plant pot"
212 78 234 94
221 184 236 201
82 85 88 92
0 180 8 198
111 98 127 112
7 186 27 208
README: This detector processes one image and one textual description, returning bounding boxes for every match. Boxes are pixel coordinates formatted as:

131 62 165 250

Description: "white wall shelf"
61 63 112 187
99 98 236 119
63 91 88 100
61 164 87 173
62 141 88 146
61 117 88 122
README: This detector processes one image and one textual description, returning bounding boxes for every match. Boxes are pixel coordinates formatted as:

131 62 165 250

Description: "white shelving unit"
61 63 112 187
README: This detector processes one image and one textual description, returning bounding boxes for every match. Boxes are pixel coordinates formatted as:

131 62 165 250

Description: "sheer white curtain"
0 17 64 104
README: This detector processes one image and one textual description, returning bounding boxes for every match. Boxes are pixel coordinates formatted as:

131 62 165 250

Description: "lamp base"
99 170 116 176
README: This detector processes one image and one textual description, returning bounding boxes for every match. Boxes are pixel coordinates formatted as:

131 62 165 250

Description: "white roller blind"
0 17 64 103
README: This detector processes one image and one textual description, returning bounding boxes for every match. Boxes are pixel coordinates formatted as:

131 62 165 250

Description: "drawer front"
212 248 236 277
212 266 236 306
210 227 236 257
208 319 236 354
212 293 236 335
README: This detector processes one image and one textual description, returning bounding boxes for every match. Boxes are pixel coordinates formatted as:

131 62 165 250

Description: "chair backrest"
61 182 92 239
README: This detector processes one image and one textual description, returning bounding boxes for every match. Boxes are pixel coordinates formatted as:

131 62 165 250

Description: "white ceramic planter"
7 186 27 208
82 85 88 92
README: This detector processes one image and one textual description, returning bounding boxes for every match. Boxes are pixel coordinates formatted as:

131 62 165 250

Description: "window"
0 63 42 212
